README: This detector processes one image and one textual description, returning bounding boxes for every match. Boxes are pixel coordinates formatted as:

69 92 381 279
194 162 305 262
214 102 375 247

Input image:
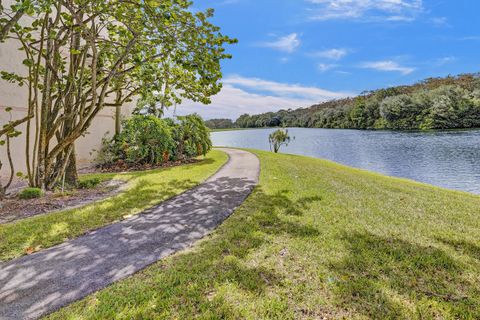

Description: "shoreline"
210 126 480 133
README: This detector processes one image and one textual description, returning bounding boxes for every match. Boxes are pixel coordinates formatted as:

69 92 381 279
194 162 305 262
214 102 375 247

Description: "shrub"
78 177 101 189
116 115 175 165
19 187 43 200
95 136 121 167
96 114 212 167
175 114 212 159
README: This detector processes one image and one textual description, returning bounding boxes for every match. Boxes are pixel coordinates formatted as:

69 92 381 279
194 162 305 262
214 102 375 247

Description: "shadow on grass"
329 232 480 319
137 187 324 317
0 178 200 262
119 158 217 179
43 186 324 318
83 158 217 185
436 237 480 261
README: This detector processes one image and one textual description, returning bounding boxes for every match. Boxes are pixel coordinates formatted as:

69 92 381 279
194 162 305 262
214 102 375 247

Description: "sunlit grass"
49 149 480 319
0 150 228 262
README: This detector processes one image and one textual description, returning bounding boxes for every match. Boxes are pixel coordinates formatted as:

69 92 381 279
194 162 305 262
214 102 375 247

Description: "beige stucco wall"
0 3 135 181
0 105 125 176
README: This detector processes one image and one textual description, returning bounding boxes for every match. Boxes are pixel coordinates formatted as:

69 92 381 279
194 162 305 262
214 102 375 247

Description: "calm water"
212 128 480 194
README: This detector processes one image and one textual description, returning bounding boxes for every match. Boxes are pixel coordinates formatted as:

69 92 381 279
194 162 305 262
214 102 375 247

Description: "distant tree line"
204 118 235 129
207 73 480 131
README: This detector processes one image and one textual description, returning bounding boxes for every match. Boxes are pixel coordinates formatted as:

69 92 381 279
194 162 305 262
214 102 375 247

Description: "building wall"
0 105 124 177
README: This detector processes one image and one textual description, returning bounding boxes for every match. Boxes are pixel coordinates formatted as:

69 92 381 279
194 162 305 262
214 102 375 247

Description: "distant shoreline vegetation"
206 73 480 131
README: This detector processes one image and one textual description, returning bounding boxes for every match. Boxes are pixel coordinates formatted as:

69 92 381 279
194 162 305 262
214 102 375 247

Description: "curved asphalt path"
0 148 260 320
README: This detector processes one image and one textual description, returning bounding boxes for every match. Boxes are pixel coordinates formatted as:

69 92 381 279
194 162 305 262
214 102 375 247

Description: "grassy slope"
0 150 228 262
49 150 480 319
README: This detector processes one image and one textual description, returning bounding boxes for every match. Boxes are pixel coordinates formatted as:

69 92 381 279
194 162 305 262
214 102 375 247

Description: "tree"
421 86 472 129
269 128 292 153
0 0 235 190
235 114 251 128
115 115 174 165
204 118 234 129
380 94 422 129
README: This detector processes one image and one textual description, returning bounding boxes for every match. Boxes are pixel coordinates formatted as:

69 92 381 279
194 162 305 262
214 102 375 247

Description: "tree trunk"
115 104 122 137
36 16 52 189
65 145 78 186
0 160 4 200
114 90 123 137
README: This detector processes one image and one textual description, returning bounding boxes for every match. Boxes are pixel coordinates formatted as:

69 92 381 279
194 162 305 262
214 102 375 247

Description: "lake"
211 128 480 194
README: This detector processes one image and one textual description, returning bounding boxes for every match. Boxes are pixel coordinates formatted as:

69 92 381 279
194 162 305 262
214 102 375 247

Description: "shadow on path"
47 186 325 318
0 149 259 320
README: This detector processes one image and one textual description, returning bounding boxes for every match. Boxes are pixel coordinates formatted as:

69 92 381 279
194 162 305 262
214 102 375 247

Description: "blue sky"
176 0 480 120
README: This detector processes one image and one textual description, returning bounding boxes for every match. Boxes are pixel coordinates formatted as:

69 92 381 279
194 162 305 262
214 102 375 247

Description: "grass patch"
49 150 480 319
0 150 228 262
18 187 43 199
78 177 102 190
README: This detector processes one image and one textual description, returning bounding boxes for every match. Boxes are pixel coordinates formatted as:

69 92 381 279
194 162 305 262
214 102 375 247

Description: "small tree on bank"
269 128 292 153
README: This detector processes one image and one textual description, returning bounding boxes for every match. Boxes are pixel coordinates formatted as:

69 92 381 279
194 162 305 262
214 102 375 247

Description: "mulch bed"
96 158 201 173
0 159 204 224
0 180 125 224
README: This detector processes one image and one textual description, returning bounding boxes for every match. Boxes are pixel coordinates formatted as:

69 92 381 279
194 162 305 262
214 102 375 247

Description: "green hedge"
97 114 212 166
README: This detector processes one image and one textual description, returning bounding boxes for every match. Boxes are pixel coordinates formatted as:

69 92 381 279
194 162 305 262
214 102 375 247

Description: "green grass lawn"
46 150 480 319
0 150 228 262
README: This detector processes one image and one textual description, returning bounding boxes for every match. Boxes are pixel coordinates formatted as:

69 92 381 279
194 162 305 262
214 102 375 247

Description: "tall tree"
0 0 235 190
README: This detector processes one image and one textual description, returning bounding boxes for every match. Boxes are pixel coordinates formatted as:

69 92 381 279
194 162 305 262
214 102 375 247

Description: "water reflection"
212 128 480 194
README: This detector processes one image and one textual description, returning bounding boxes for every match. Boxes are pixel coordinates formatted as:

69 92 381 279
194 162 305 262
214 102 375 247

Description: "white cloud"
360 60 415 75
386 15 415 22
430 17 448 26
258 33 301 53
306 0 423 21
312 48 348 60
317 63 338 72
436 56 456 66
172 76 350 119
459 36 480 41
218 0 240 4
223 75 349 100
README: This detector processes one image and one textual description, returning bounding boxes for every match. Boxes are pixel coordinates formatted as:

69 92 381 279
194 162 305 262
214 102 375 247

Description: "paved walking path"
0 149 260 320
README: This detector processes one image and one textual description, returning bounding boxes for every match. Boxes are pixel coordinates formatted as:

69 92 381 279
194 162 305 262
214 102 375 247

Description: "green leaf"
22 59 34 67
